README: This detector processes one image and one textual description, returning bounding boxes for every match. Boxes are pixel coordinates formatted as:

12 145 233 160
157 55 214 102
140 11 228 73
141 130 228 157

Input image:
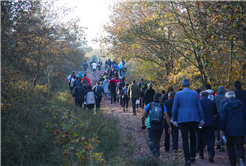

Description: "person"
213 86 225 150
161 90 166 104
73 83 86 108
102 76 110 100
141 93 172 157
220 91 246 166
81 74 91 86
121 83 129 112
92 60 97 77
117 77 125 106
119 61 127 77
172 79 204 166
163 87 174 104
90 60 93 71
68 72 75 93
109 67 119 78
128 80 140 115
198 91 218 162
98 59 102 71
195 88 202 99
164 92 179 153
84 85 98 110
205 83 216 100
234 81 246 106
92 82 104 109
108 75 119 104
138 78 147 109
143 83 155 107
74 76 80 87
107 59 112 68
83 60 88 75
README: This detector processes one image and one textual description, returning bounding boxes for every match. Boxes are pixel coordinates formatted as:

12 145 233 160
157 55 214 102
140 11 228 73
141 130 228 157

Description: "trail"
75 68 231 166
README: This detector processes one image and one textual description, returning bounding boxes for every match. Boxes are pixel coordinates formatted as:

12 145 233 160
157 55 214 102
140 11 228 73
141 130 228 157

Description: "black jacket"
234 88 246 106
73 86 85 100
143 88 155 104
164 98 174 118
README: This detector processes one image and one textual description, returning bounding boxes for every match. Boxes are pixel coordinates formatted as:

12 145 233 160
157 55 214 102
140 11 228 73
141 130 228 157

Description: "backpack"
96 86 101 95
83 62 87 68
123 87 128 95
141 82 146 93
119 82 125 91
84 78 88 86
148 102 163 123
122 65 127 72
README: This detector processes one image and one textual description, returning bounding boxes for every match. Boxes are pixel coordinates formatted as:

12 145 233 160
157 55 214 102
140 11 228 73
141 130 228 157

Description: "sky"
59 0 113 48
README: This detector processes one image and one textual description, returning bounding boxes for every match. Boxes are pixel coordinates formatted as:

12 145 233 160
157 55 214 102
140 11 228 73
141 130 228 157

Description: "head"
126 83 129 87
84 74 87 77
121 77 125 82
148 83 153 89
168 92 175 99
79 71 82 75
112 75 116 79
72 71 75 75
200 91 208 98
217 86 225 95
166 87 174 94
182 79 190 88
225 91 236 100
205 83 211 90
234 81 241 89
154 93 162 102
132 80 136 84
140 78 144 81
79 83 82 86
87 85 92 90
85 60 86 62
76 76 79 80
96 81 100 85
161 90 166 95
195 88 202 94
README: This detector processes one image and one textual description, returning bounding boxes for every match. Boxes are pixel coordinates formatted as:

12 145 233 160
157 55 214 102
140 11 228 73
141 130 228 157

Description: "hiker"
117 77 125 106
107 59 112 68
161 90 166 104
90 60 94 71
198 91 218 162
138 78 148 109
172 79 204 166
120 63 127 77
68 72 75 93
84 85 98 110
74 76 80 87
205 83 216 100
164 92 179 153
195 88 202 99
108 75 119 104
92 60 97 77
220 91 246 166
121 83 129 112
143 83 155 107
213 86 225 150
98 59 102 71
141 93 172 157
73 83 86 108
163 87 174 104
81 74 91 86
109 67 119 79
127 80 140 115
78 71 83 82
83 60 89 75
102 76 110 100
92 82 104 109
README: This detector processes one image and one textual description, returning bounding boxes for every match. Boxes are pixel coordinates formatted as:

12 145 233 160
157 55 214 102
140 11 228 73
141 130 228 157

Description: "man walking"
220 91 246 166
83 60 88 75
138 78 147 109
92 60 97 77
98 59 102 71
127 80 140 115
164 92 179 153
108 75 119 104
92 82 104 109
84 85 98 110
143 83 155 107
73 83 86 108
199 91 218 162
172 79 204 166
121 83 129 112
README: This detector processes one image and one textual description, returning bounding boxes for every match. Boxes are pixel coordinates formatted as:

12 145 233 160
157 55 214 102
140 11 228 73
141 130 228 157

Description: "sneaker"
220 146 225 152
209 154 214 163
190 157 196 163
239 158 244 166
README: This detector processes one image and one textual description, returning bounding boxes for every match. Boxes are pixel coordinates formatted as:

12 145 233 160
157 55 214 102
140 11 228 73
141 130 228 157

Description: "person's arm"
163 105 172 134
72 87 76 97
127 86 130 97
196 95 204 122
137 87 140 99
88 78 91 85
220 104 226 135
142 104 150 128
172 94 178 123
213 102 218 120
101 87 105 94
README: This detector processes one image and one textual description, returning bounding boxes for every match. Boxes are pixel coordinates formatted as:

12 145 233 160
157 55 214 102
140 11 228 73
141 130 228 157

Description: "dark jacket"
213 86 225 112
164 98 174 118
73 86 86 100
138 81 147 95
220 98 246 136
143 88 155 104
234 88 246 106
108 79 119 92
200 96 218 129
92 85 104 97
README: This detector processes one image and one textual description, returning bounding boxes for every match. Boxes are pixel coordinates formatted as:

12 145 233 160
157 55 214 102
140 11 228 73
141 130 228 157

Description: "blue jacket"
200 96 218 128
172 88 204 124
220 98 246 136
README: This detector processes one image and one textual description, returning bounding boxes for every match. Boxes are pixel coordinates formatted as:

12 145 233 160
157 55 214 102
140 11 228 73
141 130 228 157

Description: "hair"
226 91 235 99
96 81 100 85
234 81 241 89
76 77 79 80
121 77 125 82
178 88 183 91
200 91 208 97
195 88 202 94
112 75 116 78
166 87 174 95
79 83 82 86
168 92 175 98
72 71 75 74
205 83 211 90
154 93 162 101
132 80 136 84
125 83 129 87
140 78 144 81
148 83 152 88
84 74 87 77
182 79 190 87
161 90 166 95
87 85 92 90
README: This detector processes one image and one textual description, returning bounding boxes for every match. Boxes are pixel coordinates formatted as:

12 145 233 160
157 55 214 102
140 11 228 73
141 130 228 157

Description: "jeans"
140 92 145 108
105 66 108 70
95 96 102 109
164 122 179 151
98 66 101 71
75 99 83 108
131 98 137 114
93 69 96 77
83 68 87 75
180 122 198 162
121 70 125 77
198 127 215 158
111 91 116 104
226 135 245 165
148 123 163 155
87 104 94 110
122 96 129 108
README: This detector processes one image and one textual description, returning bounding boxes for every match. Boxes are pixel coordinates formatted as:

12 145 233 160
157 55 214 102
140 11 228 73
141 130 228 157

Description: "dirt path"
75 69 231 166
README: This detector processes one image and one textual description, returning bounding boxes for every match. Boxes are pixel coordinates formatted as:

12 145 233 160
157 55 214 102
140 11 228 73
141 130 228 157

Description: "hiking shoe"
123 108 125 112
185 161 191 166
198 155 204 159
216 144 221 149
239 158 244 166
220 146 225 152
133 113 136 115
209 154 214 163
173 150 178 153
190 157 196 163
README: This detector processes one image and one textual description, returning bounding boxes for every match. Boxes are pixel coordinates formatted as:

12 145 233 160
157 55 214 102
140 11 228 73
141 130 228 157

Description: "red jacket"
108 79 119 86
81 77 91 85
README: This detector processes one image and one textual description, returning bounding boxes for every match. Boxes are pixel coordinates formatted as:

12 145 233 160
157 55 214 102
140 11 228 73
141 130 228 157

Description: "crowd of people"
67 60 246 166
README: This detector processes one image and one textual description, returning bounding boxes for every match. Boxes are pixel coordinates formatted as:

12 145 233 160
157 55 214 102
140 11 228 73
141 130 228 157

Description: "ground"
74 68 232 166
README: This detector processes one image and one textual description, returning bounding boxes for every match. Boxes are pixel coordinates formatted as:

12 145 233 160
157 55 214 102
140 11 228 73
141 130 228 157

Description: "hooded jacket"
234 88 246 106
213 86 225 112
220 98 246 136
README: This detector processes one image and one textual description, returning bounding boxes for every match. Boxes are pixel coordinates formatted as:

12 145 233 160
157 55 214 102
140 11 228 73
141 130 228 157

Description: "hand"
168 127 172 134
173 121 178 127
220 131 224 138
141 125 146 129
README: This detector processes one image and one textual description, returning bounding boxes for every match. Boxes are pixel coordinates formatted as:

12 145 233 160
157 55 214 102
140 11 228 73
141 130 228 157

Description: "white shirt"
92 62 97 69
